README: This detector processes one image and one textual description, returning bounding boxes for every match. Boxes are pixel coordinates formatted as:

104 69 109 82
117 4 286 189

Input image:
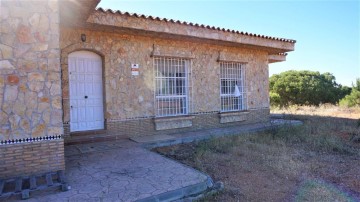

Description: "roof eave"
59 0 100 26
268 53 287 63
85 10 295 53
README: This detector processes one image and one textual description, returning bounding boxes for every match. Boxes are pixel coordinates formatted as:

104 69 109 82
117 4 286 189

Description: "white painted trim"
69 51 101 60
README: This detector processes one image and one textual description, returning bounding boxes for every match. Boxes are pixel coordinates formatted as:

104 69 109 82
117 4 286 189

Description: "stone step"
68 130 107 137
64 133 123 145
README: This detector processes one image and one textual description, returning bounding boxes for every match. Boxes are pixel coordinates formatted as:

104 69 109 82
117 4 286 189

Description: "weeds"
192 116 359 156
155 107 360 202
273 118 357 154
195 136 239 157
295 180 354 202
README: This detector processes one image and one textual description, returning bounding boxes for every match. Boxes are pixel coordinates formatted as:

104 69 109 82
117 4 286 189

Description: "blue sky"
98 0 359 87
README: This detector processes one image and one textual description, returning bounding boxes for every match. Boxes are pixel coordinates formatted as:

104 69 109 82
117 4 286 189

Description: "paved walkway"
2 119 301 202
3 140 212 202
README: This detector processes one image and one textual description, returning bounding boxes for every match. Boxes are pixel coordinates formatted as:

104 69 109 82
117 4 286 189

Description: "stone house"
0 0 295 179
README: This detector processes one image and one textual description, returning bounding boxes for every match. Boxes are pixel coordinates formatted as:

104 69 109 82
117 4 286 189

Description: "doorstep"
130 134 176 143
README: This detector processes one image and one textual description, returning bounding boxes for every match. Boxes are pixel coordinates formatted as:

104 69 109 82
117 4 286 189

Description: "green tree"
354 78 360 91
339 78 360 107
270 70 349 107
339 85 352 99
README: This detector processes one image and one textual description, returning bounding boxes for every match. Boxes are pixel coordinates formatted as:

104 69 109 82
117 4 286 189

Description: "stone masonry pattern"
60 27 270 127
0 0 63 141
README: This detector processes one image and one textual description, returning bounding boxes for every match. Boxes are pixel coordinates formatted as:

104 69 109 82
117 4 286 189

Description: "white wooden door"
68 51 104 132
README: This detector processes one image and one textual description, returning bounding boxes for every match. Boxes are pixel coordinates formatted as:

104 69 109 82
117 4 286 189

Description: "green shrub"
339 89 360 107
339 78 360 107
270 92 282 107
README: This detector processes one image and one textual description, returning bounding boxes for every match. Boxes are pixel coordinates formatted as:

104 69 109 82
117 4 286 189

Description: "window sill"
219 111 249 123
154 115 194 130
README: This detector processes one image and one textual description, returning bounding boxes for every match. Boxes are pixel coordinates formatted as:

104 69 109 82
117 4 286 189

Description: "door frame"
61 47 107 134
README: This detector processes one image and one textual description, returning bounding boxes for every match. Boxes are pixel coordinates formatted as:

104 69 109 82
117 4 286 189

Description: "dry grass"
271 104 360 119
155 106 360 201
295 180 355 202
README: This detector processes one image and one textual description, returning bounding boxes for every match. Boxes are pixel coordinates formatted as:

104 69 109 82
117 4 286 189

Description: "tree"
339 78 360 107
270 70 349 107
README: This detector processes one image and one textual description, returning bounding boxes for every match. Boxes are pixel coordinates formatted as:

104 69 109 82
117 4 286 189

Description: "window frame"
219 61 247 112
154 57 191 117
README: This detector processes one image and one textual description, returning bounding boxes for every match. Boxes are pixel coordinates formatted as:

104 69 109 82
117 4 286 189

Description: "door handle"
85 95 88 99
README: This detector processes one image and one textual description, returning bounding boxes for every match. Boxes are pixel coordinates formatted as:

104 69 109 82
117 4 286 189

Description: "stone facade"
0 0 62 141
0 0 64 179
60 27 270 133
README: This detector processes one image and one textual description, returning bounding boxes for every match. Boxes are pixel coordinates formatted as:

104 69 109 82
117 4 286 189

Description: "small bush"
339 89 360 107
339 78 360 107
270 92 282 107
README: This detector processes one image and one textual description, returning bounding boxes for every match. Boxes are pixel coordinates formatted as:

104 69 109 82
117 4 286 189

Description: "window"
220 62 247 112
154 57 191 117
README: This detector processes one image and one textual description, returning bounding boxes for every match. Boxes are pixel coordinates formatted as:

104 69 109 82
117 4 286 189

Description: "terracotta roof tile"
96 7 296 43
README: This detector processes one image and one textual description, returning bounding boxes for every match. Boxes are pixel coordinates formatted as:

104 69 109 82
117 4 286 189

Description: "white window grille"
154 57 191 117
220 62 247 112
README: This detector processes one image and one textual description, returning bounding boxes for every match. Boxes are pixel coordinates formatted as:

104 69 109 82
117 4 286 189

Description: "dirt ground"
155 107 360 201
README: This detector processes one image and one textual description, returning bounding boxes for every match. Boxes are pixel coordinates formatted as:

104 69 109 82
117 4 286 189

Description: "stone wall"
60 27 270 128
106 108 269 137
0 0 65 179
0 0 63 141
64 108 270 141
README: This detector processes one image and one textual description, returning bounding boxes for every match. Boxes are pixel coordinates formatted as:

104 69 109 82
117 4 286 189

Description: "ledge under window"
219 111 249 123
154 115 195 130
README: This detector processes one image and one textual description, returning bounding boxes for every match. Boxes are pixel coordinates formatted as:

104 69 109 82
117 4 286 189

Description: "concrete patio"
1 140 211 202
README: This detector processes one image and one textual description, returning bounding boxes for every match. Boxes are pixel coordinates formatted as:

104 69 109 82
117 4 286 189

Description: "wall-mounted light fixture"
81 34 86 42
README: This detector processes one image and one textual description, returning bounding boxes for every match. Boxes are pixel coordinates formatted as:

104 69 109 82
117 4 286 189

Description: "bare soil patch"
154 108 360 201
